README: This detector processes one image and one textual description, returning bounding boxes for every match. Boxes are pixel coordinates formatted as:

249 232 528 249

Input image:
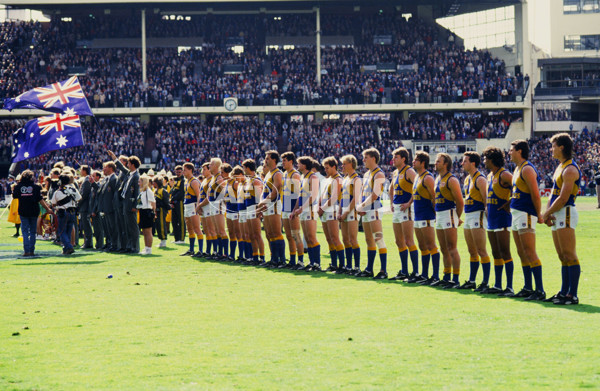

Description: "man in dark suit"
112 154 130 252
170 165 186 243
78 165 93 249
100 161 119 251
90 170 104 250
109 150 141 253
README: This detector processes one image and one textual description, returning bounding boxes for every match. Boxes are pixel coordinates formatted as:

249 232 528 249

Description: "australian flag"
11 108 84 162
3 76 94 116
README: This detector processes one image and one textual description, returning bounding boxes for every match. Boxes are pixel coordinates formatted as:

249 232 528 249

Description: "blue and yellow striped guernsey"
224 178 238 213
208 175 222 202
244 175 261 207
341 172 359 209
435 172 457 212
361 166 383 210
413 170 435 221
323 172 342 208
551 159 581 207
464 171 485 213
184 177 199 204
282 169 299 213
298 171 314 208
392 165 413 205
486 168 512 228
510 160 539 216
262 167 282 202
199 176 210 204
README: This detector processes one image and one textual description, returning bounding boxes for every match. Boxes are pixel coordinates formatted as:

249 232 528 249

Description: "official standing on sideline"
100 162 118 252
51 174 82 255
89 170 104 250
170 166 186 244
154 176 170 248
78 165 93 249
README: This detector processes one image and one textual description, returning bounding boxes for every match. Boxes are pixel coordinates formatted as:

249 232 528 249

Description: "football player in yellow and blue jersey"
207 158 228 259
338 155 362 275
221 163 239 261
409 151 438 284
356 148 388 279
181 162 204 256
389 147 419 281
459 151 491 291
259 150 285 268
281 152 304 268
433 153 464 288
542 133 581 305
319 157 345 273
509 140 545 301
482 146 515 297
196 162 215 258
242 158 265 264
291 156 321 271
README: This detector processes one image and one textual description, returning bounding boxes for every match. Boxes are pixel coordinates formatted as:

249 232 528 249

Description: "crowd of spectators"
1 14 526 110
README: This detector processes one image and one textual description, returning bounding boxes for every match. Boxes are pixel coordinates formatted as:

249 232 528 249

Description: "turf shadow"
14 260 107 266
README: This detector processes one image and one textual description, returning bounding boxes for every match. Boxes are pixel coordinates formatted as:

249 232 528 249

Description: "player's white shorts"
320 211 336 223
299 209 316 221
464 210 487 230
184 203 197 218
552 205 578 231
392 205 412 224
226 211 238 221
341 207 356 222
262 200 282 217
362 210 381 223
282 211 292 220
245 205 257 220
511 209 536 232
201 204 216 217
238 210 247 223
435 208 459 230
414 219 435 229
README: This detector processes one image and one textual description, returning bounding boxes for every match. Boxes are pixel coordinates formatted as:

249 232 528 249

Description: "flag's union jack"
38 113 81 136
34 76 86 109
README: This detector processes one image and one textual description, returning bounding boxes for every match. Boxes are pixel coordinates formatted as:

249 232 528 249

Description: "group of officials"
13 133 582 305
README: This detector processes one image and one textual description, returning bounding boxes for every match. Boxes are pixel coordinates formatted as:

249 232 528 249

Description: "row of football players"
177 134 581 305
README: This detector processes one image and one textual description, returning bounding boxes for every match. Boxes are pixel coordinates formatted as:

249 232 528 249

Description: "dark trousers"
123 206 139 252
114 199 126 249
79 211 93 247
92 214 104 249
155 208 168 240
58 210 77 251
172 201 185 241
102 212 117 249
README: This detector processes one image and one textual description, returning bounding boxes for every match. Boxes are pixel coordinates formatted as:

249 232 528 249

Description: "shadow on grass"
190 256 600 313
15 260 107 266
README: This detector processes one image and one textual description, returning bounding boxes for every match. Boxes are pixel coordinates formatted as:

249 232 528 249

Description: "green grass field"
1 198 599 390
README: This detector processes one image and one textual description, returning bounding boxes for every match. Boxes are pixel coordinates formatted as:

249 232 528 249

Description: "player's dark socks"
189 237 195 253
494 258 504 288
337 248 346 269
430 249 440 280
481 260 491 284
353 246 361 269
522 265 533 290
469 256 480 282
568 263 580 297
345 247 353 268
379 249 387 273
560 264 569 295
504 259 514 289
409 245 419 273
421 251 430 279
313 244 321 266
206 239 212 255
366 247 376 273
531 264 544 293
329 247 338 268
399 248 409 275
230 240 237 259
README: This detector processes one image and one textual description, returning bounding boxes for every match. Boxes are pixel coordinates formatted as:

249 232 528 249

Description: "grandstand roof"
3 0 521 17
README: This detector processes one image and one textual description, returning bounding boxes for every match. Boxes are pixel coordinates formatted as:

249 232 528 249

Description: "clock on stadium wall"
224 97 238 112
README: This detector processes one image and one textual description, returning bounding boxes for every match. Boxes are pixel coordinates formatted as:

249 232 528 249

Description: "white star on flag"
24 152 29 158
56 135 68 147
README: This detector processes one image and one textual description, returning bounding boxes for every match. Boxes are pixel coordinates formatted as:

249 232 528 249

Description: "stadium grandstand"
0 0 598 179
